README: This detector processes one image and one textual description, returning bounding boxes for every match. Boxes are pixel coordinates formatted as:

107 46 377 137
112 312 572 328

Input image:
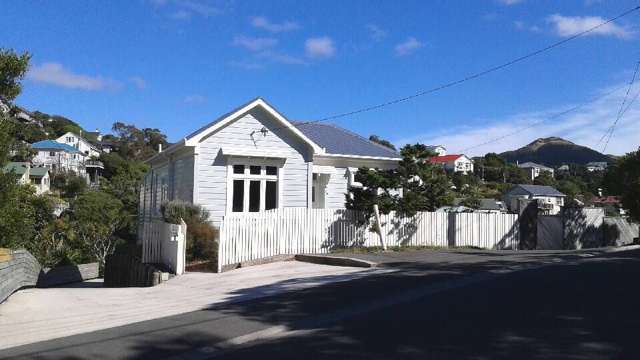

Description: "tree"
533 170 557 187
0 49 30 101
604 148 640 222
369 135 396 151
70 191 124 268
346 144 452 220
111 122 168 161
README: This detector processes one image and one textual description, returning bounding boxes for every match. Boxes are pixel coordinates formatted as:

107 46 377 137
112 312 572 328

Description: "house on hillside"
517 161 554 181
426 145 447 156
586 162 608 172
429 154 474 174
2 162 30 184
1 162 50 194
138 98 401 231
56 132 101 158
31 140 87 176
504 184 566 215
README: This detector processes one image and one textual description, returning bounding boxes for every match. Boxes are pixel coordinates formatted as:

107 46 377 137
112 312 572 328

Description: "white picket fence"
218 208 520 270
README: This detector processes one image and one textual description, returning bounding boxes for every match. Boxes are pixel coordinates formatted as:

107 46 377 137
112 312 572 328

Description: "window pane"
250 165 261 175
233 165 245 174
249 180 261 212
266 181 277 210
232 180 244 212
266 166 277 176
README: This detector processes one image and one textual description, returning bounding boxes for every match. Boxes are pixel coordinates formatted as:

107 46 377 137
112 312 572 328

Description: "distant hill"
499 137 613 167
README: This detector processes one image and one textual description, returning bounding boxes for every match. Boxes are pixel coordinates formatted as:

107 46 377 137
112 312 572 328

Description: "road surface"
3 248 640 359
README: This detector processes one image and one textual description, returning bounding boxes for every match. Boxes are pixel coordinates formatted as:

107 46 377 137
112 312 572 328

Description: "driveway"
0 261 373 350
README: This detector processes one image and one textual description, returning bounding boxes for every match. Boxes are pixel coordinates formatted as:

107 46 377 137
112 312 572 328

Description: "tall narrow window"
249 180 261 212
232 180 244 212
265 181 277 210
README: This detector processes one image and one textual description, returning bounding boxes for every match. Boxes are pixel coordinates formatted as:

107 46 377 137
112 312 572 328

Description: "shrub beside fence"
218 208 520 271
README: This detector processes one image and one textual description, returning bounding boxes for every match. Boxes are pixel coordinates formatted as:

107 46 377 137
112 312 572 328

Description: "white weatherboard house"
56 132 101 158
139 98 401 229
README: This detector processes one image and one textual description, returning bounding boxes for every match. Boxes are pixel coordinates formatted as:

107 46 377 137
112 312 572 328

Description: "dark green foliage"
50 172 88 199
533 170 557 187
604 149 640 222
111 122 168 161
346 144 452 220
0 49 30 101
161 200 218 262
369 135 396 151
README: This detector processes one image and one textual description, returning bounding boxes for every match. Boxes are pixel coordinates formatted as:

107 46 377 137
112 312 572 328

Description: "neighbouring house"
138 98 401 230
586 161 608 172
28 167 50 194
2 162 30 184
557 164 570 172
504 184 566 215
1 162 50 194
426 145 447 156
517 161 554 181
592 196 626 216
56 132 101 158
429 154 474 174
31 140 87 176
448 198 507 213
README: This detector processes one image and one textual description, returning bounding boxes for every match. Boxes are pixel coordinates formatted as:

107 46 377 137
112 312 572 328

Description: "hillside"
499 137 613 167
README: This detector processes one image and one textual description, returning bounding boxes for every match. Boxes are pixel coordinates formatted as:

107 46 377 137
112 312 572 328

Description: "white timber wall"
323 167 349 208
196 108 312 226
141 219 187 275
218 208 520 269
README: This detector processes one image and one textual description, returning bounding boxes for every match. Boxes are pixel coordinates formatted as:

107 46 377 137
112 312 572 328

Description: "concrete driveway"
0 261 374 350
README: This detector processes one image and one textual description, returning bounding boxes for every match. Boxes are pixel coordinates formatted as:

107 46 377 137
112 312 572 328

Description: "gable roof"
29 167 48 177
2 162 29 176
150 98 401 162
32 140 83 154
429 154 465 163
294 122 399 158
512 184 566 197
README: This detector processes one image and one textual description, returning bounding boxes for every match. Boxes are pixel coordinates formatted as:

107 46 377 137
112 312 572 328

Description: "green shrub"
161 200 209 224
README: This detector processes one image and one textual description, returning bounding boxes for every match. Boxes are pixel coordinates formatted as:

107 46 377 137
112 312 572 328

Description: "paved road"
4 248 640 359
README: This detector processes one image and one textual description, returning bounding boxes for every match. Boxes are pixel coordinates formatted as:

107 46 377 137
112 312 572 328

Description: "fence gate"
537 215 563 250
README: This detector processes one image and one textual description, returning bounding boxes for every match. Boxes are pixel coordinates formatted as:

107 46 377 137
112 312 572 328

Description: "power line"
599 60 640 153
286 5 640 130
602 79 640 153
455 84 627 153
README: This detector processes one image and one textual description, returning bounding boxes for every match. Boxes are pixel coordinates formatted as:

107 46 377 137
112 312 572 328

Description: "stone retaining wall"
37 263 100 288
0 249 41 304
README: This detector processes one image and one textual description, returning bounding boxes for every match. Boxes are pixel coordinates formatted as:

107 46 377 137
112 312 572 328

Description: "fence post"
217 218 224 273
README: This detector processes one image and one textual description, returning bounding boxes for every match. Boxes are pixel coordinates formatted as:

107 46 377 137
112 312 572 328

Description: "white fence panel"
218 208 520 269
141 219 187 275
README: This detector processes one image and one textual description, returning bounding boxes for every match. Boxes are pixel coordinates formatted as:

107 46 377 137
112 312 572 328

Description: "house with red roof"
429 154 474 174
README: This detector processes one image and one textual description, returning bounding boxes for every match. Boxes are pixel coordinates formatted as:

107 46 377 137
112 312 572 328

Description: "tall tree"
0 49 30 101
604 148 640 222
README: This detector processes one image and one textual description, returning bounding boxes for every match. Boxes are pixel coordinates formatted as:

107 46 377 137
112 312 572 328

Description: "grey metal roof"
294 122 400 158
515 184 566 197
518 162 552 170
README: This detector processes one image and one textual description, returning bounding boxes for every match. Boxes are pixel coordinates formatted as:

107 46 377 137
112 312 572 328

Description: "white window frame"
226 157 283 213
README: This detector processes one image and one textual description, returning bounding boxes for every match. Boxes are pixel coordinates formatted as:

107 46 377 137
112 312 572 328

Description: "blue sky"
2 0 640 155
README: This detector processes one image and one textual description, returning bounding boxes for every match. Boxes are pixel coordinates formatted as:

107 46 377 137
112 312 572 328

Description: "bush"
161 200 209 225
161 200 218 263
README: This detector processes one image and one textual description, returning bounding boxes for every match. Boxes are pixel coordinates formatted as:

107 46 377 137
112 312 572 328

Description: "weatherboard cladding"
517 184 566 197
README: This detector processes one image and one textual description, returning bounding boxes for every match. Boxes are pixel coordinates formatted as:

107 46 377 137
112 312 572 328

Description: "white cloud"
547 14 633 39
393 83 640 156
305 37 336 59
394 37 423 57
27 63 119 91
177 0 219 17
250 16 299 33
183 94 207 104
152 0 220 20
366 24 387 41
497 0 524 5
129 76 147 89
232 35 278 52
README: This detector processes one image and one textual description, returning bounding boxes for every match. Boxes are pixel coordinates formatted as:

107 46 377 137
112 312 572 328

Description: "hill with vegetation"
500 137 613 167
